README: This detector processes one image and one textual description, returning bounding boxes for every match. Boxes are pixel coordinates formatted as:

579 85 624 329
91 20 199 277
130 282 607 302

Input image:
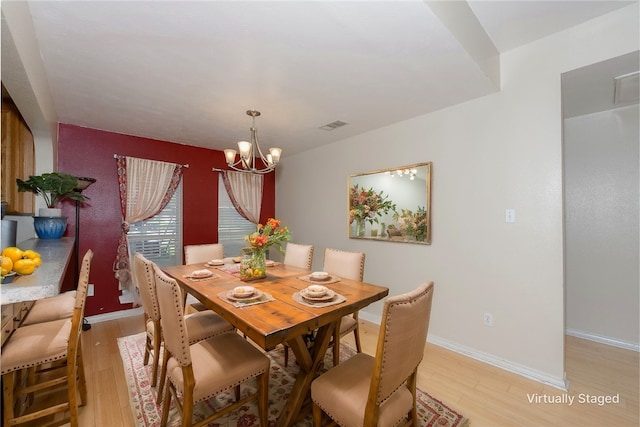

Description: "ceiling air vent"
613 71 639 104
319 120 348 131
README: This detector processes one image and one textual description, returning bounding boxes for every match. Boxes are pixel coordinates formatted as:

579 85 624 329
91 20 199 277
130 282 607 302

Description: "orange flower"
245 217 291 255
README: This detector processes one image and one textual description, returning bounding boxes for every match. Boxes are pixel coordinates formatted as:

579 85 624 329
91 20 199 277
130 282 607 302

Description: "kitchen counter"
1 237 75 304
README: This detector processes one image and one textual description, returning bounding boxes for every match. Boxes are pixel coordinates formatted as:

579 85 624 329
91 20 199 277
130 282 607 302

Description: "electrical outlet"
88 284 94 297
483 312 493 326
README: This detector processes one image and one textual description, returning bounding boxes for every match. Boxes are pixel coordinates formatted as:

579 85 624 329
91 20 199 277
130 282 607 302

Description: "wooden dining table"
162 262 389 427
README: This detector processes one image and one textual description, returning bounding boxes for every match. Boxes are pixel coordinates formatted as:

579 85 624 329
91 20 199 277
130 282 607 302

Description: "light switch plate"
505 209 515 223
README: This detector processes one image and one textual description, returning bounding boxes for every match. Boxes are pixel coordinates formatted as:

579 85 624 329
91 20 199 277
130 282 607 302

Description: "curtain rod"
113 154 189 168
213 168 254 173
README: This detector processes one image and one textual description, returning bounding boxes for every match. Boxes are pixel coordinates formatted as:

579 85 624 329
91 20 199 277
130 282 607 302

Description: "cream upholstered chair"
20 290 76 325
153 265 270 426
311 281 434 427
133 253 235 399
184 243 224 264
281 242 315 366
183 243 225 311
323 247 366 366
1 250 94 427
283 242 314 269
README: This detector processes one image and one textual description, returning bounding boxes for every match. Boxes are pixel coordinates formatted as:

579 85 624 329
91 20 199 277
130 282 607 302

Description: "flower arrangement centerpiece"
394 206 428 241
240 218 291 281
349 184 396 237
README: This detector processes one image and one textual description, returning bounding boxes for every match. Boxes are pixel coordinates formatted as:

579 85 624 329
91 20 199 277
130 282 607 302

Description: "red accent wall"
57 124 275 316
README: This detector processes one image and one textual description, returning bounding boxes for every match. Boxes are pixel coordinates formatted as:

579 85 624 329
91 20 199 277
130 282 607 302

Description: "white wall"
564 105 639 349
275 5 638 387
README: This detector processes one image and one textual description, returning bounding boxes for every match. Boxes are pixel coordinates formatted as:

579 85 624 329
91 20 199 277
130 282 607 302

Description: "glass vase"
240 248 267 281
356 218 366 237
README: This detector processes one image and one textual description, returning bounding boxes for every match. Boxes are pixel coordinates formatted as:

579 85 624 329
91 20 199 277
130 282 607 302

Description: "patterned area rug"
118 332 469 427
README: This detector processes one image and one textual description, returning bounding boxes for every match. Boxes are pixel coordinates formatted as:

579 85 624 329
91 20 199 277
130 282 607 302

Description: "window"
218 179 256 257
128 183 183 267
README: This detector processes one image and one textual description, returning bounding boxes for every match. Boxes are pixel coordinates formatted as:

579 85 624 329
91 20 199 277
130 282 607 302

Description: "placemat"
297 275 342 285
293 291 346 308
216 264 241 274
182 272 221 282
217 291 275 308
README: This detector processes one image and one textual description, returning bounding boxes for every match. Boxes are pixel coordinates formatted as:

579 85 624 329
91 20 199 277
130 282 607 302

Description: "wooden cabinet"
1 303 13 345
1 92 35 214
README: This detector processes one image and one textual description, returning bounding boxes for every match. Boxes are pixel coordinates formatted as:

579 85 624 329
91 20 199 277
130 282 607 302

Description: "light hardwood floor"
16 314 639 427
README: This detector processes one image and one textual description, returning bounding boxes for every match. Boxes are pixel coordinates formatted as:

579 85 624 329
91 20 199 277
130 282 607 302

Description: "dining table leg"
277 322 337 427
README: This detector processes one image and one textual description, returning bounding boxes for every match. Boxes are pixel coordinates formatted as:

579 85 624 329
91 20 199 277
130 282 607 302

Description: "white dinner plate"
189 269 213 279
300 288 336 302
309 275 332 282
226 289 263 302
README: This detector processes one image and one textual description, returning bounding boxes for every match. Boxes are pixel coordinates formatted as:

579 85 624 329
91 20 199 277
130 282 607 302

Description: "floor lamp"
74 176 96 331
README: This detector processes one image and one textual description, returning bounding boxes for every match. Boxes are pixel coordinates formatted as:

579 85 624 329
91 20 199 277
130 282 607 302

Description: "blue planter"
33 216 68 239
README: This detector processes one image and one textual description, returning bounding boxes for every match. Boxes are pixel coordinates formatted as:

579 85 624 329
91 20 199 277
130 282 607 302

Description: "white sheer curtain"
114 156 183 293
221 170 263 224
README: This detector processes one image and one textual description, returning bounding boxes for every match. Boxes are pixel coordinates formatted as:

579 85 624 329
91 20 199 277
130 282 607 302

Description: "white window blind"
128 183 183 267
218 179 257 257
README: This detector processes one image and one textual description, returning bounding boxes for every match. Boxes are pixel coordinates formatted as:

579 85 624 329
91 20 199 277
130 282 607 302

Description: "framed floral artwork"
348 162 432 244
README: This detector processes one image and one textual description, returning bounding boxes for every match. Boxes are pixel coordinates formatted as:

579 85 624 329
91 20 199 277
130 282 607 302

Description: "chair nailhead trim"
1 354 66 375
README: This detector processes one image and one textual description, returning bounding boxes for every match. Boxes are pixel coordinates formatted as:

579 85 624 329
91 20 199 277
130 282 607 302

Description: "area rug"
118 332 469 427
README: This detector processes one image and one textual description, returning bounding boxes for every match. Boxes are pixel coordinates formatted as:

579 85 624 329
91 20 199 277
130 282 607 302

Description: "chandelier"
385 168 417 180
223 110 282 174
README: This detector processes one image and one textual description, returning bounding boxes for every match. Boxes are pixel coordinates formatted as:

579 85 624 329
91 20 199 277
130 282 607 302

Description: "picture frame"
348 162 432 245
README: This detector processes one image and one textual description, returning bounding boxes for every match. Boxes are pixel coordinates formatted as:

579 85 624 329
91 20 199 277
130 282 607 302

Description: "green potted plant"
16 173 89 239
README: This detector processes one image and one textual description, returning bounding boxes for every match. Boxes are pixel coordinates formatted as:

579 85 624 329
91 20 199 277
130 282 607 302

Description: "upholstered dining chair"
183 243 225 311
153 265 270 427
133 252 235 400
323 247 366 366
20 289 77 325
283 242 314 269
1 250 94 427
281 242 315 366
184 243 224 264
311 281 435 427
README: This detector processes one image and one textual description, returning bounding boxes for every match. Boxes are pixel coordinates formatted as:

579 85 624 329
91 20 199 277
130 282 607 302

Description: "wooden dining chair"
184 243 224 264
1 250 94 427
153 265 270 426
323 247 366 366
183 243 225 311
20 289 76 325
311 281 434 427
133 252 235 400
283 242 314 269
281 242 315 366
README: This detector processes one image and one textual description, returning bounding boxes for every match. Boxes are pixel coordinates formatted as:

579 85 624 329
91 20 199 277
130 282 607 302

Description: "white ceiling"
1 1 636 158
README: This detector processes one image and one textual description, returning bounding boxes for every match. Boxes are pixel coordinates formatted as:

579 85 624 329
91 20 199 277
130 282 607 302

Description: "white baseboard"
428 334 569 391
565 328 639 352
358 311 569 391
85 307 143 325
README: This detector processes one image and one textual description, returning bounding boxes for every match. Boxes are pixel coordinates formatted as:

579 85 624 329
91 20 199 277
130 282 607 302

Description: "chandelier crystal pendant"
224 110 282 174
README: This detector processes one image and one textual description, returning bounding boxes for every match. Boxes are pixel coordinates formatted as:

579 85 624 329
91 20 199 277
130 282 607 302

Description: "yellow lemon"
2 247 24 264
1 256 13 276
22 250 41 260
253 269 262 277
13 259 36 276
32 257 42 267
